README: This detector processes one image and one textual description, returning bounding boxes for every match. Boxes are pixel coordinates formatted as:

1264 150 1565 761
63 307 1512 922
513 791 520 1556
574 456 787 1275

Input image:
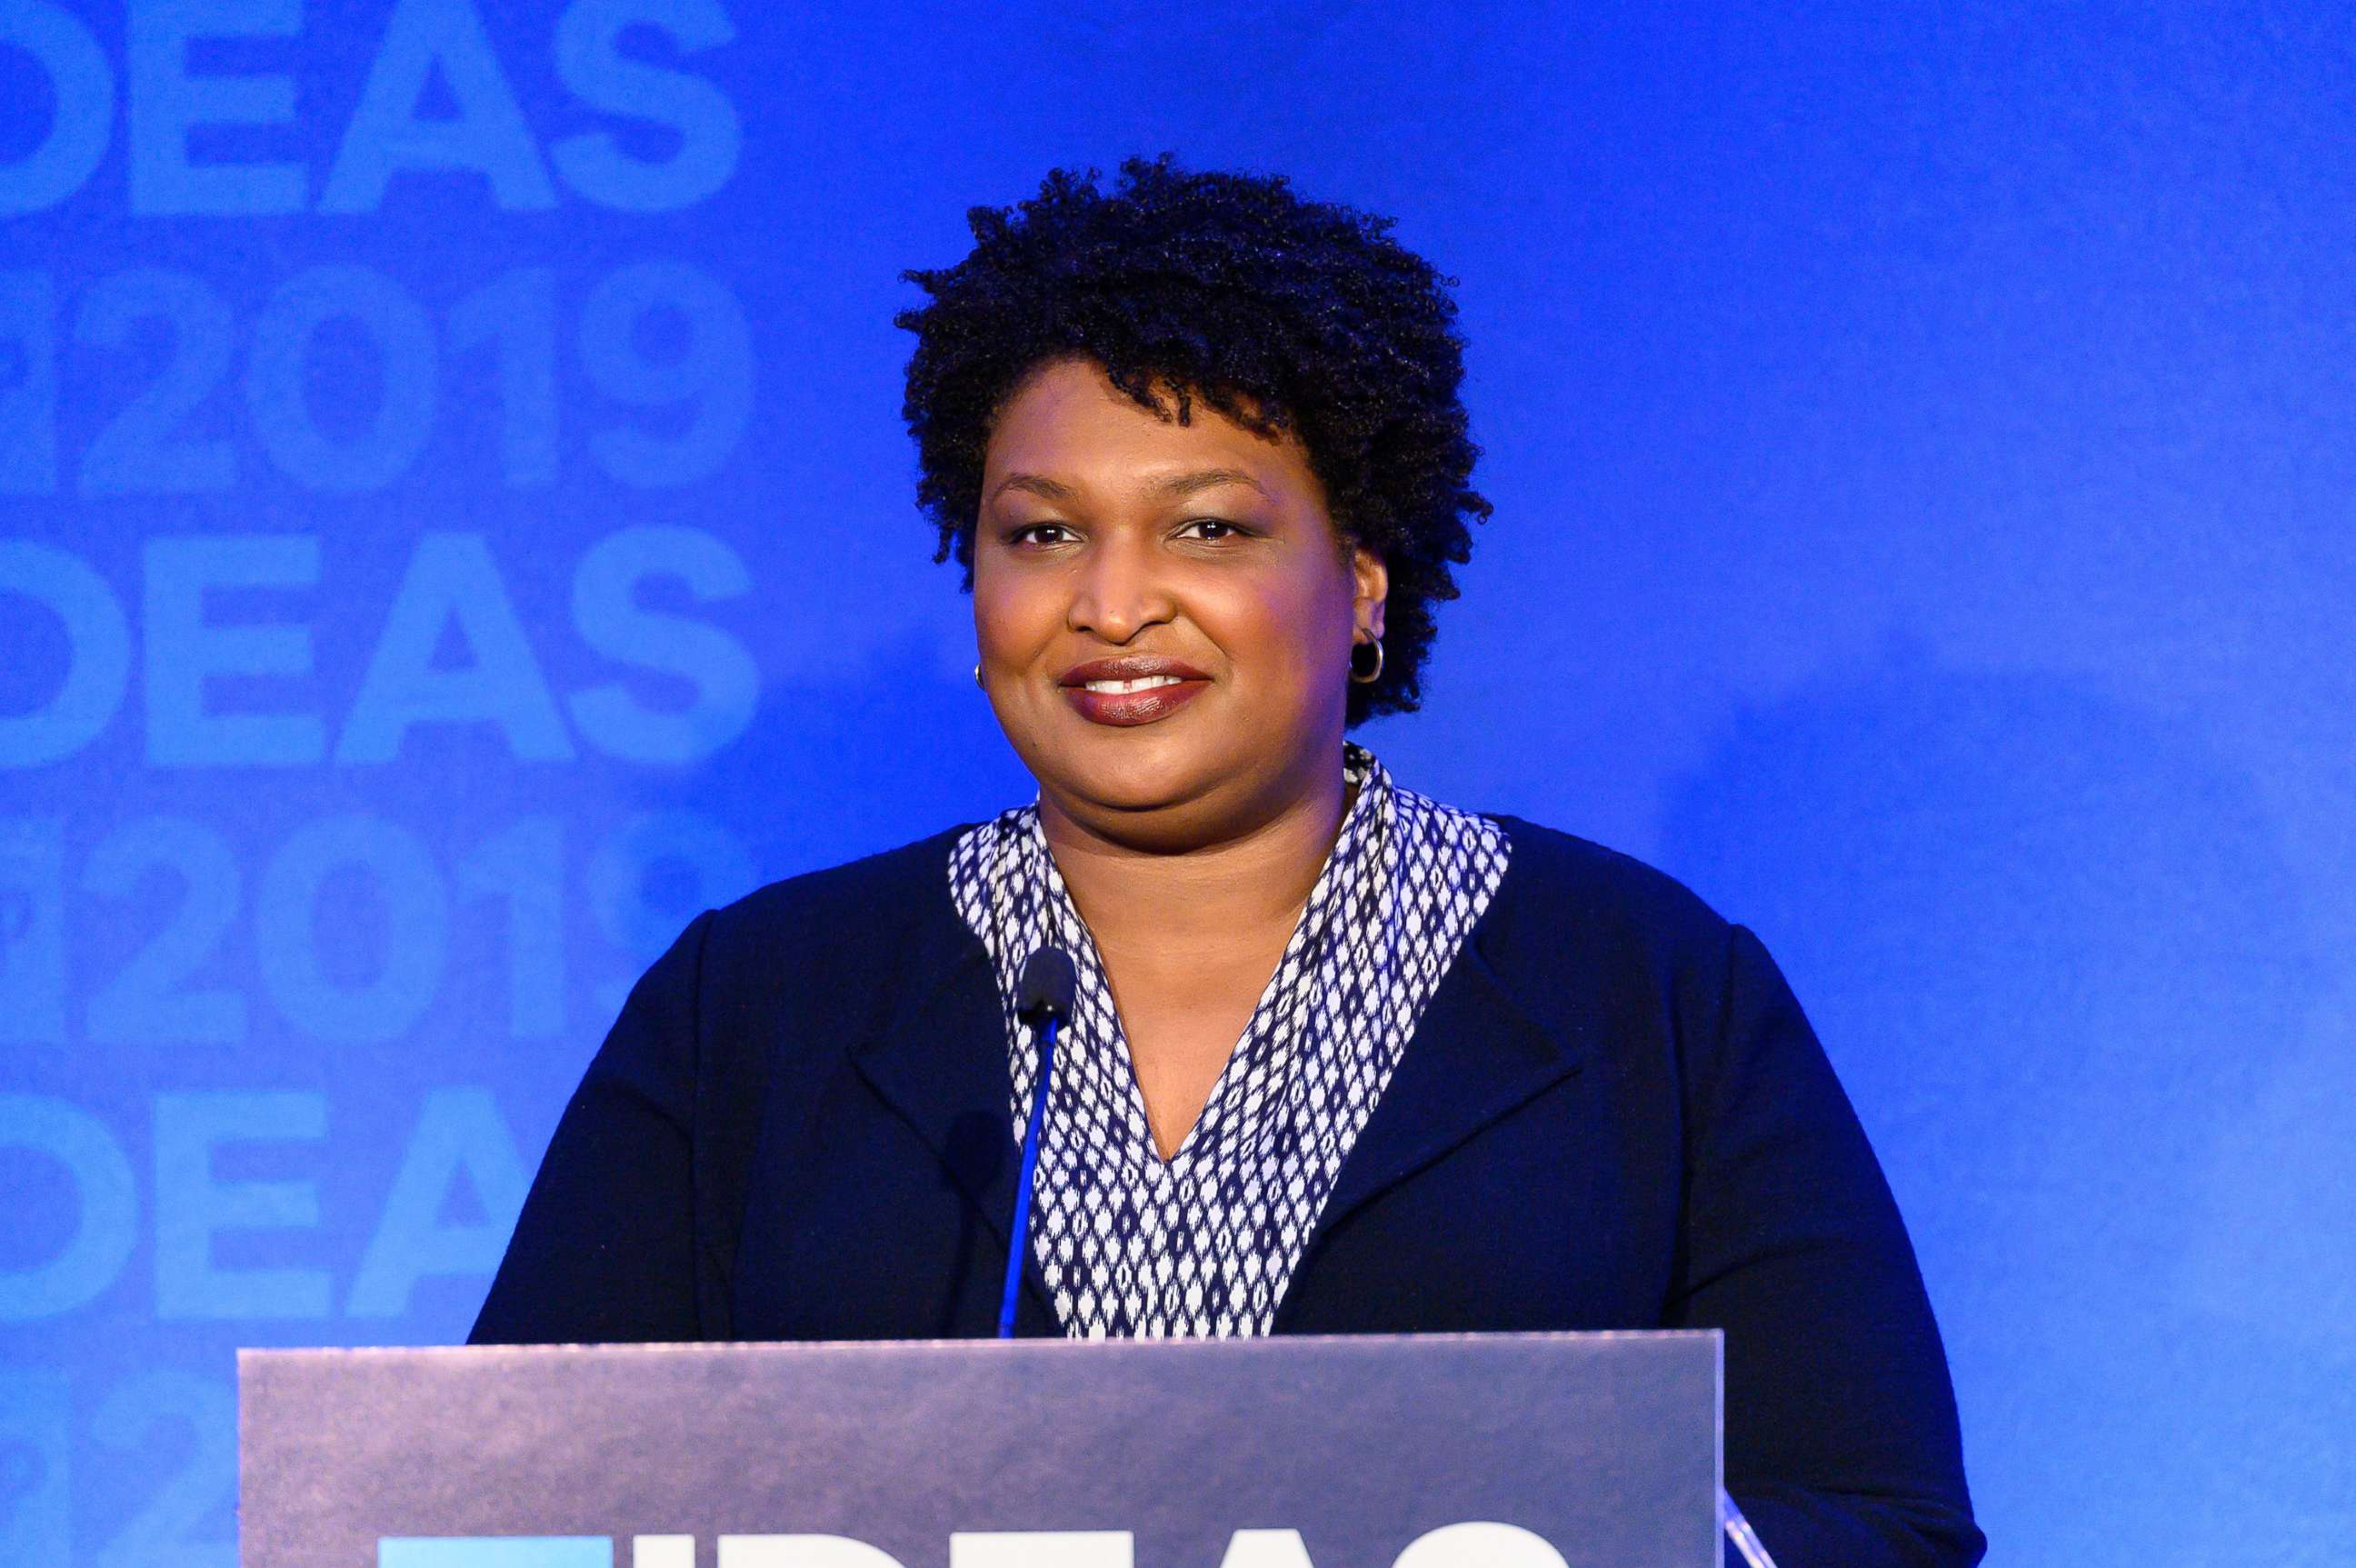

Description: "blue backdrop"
3 2 2350 1561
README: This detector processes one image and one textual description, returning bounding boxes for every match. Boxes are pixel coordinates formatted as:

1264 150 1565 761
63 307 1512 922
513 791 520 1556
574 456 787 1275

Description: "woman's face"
973 355 1386 846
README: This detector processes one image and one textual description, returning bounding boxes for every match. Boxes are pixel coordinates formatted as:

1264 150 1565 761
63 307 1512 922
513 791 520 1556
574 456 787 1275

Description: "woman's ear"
1353 544 1389 642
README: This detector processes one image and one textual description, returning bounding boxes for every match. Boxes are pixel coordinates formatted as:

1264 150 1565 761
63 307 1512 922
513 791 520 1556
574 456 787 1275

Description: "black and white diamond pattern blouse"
946 742 1511 1337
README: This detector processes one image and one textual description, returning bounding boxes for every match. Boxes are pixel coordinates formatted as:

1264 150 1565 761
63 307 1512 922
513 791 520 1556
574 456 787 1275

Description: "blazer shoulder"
706 822 974 946
674 821 987 1036
1483 813 1730 934
1475 812 1738 982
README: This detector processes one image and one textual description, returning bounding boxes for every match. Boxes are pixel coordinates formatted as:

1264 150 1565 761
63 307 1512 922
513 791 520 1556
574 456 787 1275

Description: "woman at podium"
474 155 1985 1568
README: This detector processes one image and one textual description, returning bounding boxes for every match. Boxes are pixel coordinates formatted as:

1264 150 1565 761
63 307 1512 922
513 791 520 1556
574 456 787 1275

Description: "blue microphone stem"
998 1015 1056 1338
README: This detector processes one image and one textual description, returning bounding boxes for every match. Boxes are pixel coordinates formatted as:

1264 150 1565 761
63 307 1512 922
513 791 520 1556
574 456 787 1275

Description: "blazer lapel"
839 830 1581 1337
846 922 1060 1330
1279 924 1583 1314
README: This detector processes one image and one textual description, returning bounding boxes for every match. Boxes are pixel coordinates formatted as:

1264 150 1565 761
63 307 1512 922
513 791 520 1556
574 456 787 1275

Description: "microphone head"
1015 946 1078 1025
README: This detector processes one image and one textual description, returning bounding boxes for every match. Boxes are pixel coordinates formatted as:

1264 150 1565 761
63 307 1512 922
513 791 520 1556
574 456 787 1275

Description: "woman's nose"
1065 534 1175 643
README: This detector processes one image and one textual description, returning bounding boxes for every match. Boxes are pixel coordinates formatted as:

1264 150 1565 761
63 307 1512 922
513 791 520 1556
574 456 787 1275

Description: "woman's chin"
1062 762 1220 819
1035 746 1248 838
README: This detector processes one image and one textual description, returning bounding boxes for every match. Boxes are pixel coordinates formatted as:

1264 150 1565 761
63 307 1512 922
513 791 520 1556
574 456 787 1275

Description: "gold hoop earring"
1349 637 1384 684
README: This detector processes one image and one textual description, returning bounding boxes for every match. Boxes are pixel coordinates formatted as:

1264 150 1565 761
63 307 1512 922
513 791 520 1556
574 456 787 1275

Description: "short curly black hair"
893 153 1492 726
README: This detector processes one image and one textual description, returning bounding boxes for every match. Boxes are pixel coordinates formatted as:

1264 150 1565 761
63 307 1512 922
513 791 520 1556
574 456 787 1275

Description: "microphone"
1015 947 1077 1027
999 947 1075 1338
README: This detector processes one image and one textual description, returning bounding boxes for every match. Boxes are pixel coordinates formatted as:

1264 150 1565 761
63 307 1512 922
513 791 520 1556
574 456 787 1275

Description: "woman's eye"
1180 517 1245 541
1010 523 1072 546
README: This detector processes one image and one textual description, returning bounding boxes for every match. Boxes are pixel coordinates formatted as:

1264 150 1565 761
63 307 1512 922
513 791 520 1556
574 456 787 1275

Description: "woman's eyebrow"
988 468 1269 504
992 473 1079 503
1153 467 1268 499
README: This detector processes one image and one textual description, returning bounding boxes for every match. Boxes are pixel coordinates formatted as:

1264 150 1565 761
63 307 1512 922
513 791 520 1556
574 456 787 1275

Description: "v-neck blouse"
945 742 1510 1337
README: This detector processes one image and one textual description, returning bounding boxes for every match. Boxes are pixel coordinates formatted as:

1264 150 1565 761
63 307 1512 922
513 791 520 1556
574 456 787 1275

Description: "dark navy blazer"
473 814 1985 1567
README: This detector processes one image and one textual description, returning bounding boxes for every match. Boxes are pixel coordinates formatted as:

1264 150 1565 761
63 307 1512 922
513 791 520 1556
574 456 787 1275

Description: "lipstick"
1058 654 1212 728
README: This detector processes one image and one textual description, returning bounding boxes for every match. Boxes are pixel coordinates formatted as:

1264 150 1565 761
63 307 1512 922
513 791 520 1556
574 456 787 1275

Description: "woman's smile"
1060 654 1213 726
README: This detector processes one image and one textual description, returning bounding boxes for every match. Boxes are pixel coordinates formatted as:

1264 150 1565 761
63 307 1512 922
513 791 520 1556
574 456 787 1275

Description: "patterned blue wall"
3 2 2349 1561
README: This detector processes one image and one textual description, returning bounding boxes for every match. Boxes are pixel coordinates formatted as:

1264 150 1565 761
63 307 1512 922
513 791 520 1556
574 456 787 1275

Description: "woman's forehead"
984 358 1315 501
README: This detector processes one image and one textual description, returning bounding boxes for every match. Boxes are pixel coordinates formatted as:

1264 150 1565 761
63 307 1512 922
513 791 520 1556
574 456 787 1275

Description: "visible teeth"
1083 675 1184 694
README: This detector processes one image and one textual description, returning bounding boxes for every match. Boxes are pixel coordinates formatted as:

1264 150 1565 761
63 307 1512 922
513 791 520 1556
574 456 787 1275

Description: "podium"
239 1331 1722 1567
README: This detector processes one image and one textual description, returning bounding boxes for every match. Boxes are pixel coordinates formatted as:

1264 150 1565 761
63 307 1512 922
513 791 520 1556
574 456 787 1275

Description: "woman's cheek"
1258 577 1350 684
973 575 1047 668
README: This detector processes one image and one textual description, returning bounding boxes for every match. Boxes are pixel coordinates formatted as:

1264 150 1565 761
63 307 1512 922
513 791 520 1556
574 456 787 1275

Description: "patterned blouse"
946 742 1510 1337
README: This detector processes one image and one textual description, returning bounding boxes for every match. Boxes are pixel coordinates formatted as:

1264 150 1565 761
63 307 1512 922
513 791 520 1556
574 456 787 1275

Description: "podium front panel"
240 1332 1719 1567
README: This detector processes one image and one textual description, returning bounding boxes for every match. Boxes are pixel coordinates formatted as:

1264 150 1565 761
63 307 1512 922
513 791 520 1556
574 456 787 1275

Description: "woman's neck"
1037 764 1356 971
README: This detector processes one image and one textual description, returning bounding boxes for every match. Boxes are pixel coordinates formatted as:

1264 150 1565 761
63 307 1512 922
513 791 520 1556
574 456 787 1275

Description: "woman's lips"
1061 675 1209 726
